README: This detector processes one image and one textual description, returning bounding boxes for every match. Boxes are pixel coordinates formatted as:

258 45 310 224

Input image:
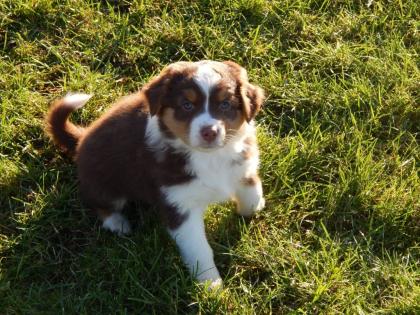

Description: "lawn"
0 0 419 313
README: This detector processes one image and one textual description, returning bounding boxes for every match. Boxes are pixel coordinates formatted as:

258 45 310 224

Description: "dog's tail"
46 93 92 156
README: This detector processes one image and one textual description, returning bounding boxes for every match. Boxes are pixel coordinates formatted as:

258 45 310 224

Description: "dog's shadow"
124 200 250 265
204 204 255 278
123 200 252 282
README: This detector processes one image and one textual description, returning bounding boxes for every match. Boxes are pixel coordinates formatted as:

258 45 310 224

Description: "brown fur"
241 136 258 160
241 175 260 186
161 107 190 144
209 80 246 140
45 100 85 156
47 91 193 228
223 61 265 122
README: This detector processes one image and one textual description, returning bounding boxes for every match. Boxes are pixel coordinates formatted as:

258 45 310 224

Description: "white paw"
237 196 265 217
256 196 265 212
102 213 132 236
205 278 223 291
195 267 223 291
198 276 223 292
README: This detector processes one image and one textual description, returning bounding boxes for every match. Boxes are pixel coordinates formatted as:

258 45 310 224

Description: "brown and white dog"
46 60 265 288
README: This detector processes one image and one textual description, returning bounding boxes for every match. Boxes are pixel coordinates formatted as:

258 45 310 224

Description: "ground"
0 0 419 314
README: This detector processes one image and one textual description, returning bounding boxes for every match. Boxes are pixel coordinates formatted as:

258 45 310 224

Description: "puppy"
46 60 265 288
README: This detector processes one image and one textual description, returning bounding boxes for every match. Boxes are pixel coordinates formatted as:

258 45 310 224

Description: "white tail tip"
63 93 93 109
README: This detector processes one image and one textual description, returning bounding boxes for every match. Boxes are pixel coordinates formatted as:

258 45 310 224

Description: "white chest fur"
162 131 259 214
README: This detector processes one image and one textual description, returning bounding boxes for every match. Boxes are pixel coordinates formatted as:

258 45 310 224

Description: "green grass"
1 0 419 313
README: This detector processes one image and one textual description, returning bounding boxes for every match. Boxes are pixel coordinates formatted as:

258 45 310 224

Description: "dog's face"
144 61 264 150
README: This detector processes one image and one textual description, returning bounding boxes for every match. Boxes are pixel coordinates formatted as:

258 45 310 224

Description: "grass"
0 0 419 313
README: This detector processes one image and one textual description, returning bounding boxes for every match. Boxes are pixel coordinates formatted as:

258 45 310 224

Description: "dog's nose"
200 125 218 143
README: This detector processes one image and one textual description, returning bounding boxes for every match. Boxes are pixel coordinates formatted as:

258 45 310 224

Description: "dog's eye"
182 101 194 111
219 100 231 111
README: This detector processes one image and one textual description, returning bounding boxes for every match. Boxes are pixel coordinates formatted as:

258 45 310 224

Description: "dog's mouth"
192 142 225 152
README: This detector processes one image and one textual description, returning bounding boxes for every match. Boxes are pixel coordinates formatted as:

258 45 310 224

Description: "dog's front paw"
236 195 265 217
196 268 223 291
256 196 265 212
235 176 265 217
206 278 223 291
199 277 223 292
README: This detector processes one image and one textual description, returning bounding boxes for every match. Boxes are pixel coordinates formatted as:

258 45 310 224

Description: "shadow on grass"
1 124 417 312
0 130 253 313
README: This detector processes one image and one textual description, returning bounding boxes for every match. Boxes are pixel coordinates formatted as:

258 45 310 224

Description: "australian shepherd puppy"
46 60 265 288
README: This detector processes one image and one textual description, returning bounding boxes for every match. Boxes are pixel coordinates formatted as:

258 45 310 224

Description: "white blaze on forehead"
190 62 226 148
193 62 222 110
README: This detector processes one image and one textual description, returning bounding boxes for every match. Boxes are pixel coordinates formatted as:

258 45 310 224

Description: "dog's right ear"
143 73 170 116
143 62 190 116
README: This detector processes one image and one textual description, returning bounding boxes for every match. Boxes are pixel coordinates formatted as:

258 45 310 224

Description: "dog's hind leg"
82 192 132 235
96 201 132 236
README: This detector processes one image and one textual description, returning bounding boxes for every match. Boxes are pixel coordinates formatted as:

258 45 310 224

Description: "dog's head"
143 60 264 150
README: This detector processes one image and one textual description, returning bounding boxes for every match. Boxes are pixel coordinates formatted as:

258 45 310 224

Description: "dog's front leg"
235 174 265 217
168 209 222 289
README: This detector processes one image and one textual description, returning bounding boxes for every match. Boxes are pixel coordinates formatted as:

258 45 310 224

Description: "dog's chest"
162 145 254 212
189 150 242 195
161 135 259 211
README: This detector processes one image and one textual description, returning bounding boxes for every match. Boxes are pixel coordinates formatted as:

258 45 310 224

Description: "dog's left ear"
243 82 264 122
223 61 265 122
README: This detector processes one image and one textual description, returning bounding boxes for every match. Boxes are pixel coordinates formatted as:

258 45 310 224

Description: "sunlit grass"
0 0 419 313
